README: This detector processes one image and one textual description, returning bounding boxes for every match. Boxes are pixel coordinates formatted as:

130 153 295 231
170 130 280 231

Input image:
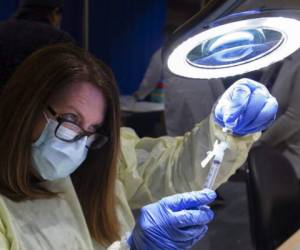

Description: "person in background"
133 49 163 102
259 50 300 178
133 25 176 102
0 44 277 249
164 72 225 136
0 0 73 88
133 48 225 136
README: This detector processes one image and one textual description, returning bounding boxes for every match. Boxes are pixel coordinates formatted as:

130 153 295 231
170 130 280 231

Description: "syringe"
201 140 229 189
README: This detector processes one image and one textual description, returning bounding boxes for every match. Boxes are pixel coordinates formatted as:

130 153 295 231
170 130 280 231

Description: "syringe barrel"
202 140 228 190
203 160 222 189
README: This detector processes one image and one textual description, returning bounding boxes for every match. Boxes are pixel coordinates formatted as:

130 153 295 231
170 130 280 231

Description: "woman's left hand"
214 78 278 136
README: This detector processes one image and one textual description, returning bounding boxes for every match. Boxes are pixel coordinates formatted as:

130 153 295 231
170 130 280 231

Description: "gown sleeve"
118 115 260 209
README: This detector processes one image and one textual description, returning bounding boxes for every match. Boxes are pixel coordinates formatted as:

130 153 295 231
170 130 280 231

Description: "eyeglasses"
47 106 108 150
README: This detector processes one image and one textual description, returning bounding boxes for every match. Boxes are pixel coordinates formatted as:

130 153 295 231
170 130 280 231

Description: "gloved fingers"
190 225 208 246
222 85 251 127
177 224 208 238
214 78 270 128
232 88 269 132
164 225 208 249
214 77 278 136
170 206 214 228
242 96 278 133
161 189 216 211
234 96 278 135
232 78 268 92
175 225 208 249
251 96 278 126
214 85 251 127
196 205 213 214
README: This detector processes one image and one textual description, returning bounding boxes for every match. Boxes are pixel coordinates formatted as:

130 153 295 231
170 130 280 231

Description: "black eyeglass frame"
47 106 108 149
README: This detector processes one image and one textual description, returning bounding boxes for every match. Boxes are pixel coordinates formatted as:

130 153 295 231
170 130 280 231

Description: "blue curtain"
90 0 166 95
0 0 20 20
61 0 83 47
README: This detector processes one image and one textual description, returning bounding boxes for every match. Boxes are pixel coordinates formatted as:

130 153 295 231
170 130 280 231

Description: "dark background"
0 0 168 95
0 0 205 95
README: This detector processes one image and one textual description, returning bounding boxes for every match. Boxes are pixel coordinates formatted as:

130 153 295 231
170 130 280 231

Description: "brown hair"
0 44 121 245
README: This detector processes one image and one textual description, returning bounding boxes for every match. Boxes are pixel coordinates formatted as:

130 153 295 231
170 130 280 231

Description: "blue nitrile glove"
214 78 278 136
128 189 216 250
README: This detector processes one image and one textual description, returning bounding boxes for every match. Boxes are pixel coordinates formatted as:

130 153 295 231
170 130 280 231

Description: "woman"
0 45 277 249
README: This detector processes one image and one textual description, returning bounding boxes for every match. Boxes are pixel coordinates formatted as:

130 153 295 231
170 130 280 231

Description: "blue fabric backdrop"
89 0 166 94
61 0 83 47
0 0 20 20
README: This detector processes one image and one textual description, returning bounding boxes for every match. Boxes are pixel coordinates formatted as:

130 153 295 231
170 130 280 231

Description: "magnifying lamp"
163 8 300 190
164 9 300 79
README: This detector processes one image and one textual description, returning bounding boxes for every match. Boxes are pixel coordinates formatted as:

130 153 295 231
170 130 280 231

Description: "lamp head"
163 9 300 79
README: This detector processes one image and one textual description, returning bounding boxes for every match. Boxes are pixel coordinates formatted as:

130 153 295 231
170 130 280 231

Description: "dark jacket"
0 18 74 87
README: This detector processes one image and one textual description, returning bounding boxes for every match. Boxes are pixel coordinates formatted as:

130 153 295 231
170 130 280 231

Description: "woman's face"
32 81 106 141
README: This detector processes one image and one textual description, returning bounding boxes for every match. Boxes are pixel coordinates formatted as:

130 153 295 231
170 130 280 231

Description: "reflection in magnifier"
187 28 284 69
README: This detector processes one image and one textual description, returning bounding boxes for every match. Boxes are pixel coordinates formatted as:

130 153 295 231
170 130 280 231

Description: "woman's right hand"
127 189 216 250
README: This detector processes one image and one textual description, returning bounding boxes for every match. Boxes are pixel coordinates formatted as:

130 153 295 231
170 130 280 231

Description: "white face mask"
32 119 89 181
